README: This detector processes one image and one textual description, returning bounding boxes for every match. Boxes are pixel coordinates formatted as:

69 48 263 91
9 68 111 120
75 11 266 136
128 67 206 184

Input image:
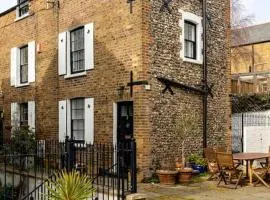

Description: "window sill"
15 13 30 22
15 82 30 88
183 57 203 65
64 71 87 79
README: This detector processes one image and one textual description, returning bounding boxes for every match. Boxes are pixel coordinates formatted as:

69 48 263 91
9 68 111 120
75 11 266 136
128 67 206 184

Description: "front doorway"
117 101 133 144
117 101 134 168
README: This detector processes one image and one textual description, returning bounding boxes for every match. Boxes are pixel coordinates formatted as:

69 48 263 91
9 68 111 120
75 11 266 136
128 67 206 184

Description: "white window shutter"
10 47 18 86
85 98 94 144
58 32 67 75
84 23 94 70
28 101 35 132
28 41 36 83
11 102 20 130
59 100 67 141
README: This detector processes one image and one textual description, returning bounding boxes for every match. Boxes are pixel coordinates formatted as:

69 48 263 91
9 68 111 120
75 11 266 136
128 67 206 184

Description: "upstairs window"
10 41 36 87
184 21 196 60
71 27 85 74
180 10 203 64
17 0 29 18
58 23 94 78
20 45 28 84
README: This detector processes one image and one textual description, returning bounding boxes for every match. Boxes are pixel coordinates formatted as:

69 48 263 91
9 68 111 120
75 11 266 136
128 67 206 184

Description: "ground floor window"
20 103 28 127
71 98 85 141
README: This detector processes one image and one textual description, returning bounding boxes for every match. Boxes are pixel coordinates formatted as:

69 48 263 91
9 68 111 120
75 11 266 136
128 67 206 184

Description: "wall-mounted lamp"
117 86 125 97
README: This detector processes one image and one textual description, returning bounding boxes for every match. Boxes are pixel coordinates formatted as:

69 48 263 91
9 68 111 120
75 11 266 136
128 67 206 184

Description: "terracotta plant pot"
156 170 178 185
178 167 193 183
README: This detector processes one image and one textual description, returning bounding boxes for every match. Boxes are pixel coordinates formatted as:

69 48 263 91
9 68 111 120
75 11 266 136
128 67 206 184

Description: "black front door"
117 101 133 144
117 102 133 169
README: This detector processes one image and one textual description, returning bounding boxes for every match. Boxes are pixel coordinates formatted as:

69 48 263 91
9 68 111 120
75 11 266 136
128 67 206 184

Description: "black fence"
0 138 137 200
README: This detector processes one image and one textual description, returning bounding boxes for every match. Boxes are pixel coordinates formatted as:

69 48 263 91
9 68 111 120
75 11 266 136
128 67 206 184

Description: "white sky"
0 0 16 13
1 0 270 25
239 0 270 25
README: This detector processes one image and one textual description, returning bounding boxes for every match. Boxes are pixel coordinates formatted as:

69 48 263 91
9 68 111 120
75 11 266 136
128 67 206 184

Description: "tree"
231 0 255 74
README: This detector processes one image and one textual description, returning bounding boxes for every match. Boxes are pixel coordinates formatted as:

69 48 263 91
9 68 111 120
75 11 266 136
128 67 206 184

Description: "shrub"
46 170 95 200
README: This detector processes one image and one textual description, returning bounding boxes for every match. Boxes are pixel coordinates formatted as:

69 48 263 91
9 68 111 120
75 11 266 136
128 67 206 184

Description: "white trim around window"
10 41 36 87
58 97 94 144
10 101 35 133
58 22 94 79
179 10 203 65
15 0 30 21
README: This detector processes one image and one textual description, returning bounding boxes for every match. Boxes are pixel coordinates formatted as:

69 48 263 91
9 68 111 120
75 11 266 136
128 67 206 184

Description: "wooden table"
233 153 270 187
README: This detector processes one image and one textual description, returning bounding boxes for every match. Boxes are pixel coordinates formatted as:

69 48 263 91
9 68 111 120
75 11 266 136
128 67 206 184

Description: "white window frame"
179 10 203 65
58 98 94 144
15 0 30 21
11 101 35 133
11 41 35 87
58 23 94 79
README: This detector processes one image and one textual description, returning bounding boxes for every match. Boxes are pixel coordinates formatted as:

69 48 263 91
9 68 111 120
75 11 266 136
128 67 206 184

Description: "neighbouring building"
0 0 231 179
231 23 270 94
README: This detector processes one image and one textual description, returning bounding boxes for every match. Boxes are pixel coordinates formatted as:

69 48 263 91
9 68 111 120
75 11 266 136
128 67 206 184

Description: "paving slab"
139 181 270 200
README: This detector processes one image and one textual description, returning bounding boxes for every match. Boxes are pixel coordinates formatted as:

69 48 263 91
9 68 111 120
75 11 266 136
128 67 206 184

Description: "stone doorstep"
126 193 147 200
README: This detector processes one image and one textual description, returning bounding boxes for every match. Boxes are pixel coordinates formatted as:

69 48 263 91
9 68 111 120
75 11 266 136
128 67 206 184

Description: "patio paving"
138 180 270 200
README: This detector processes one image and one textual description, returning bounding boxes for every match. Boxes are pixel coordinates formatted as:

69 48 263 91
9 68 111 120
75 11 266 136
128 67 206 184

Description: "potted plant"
156 160 178 185
175 157 184 169
175 110 199 183
46 170 95 199
188 154 207 174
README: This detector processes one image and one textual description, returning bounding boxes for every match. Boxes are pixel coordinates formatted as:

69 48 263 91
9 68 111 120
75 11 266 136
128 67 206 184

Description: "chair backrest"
216 146 226 152
216 152 234 169
204 147 216 162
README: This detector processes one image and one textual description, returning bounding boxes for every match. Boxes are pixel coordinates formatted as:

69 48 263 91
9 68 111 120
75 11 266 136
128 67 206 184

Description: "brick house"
232 23 270 94
0 0 231 179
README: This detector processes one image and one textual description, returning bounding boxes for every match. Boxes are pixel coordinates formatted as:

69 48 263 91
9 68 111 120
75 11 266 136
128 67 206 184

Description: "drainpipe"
202 0 208 149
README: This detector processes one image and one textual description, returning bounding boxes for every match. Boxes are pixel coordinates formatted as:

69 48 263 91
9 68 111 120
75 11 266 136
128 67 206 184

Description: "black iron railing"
0 138 137 200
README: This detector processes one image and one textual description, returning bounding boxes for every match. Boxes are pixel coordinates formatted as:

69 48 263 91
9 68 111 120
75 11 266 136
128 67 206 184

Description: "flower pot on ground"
188 154 207 174
178 167 193 183
156 170 178 185
192 165 206 173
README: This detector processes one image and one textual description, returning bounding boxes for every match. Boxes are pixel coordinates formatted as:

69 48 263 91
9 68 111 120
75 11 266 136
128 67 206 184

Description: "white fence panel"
244 126 270 153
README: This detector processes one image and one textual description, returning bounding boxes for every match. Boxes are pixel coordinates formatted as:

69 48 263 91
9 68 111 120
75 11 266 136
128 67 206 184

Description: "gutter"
202 0 208 149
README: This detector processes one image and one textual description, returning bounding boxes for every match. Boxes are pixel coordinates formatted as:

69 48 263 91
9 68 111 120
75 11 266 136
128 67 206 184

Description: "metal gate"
0 137 137 200
232 112 270 153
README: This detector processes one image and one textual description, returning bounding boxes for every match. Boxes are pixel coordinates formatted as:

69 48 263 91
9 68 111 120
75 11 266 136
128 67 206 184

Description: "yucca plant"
46 170 95 200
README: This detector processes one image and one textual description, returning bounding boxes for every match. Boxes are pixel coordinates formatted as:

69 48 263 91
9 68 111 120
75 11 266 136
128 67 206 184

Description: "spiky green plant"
46 170 95 200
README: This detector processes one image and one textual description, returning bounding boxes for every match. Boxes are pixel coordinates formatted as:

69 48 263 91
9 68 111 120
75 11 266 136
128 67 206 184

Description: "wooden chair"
216 146 227 152
204 147 219 180
216 152 243 189
260 146 270 168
